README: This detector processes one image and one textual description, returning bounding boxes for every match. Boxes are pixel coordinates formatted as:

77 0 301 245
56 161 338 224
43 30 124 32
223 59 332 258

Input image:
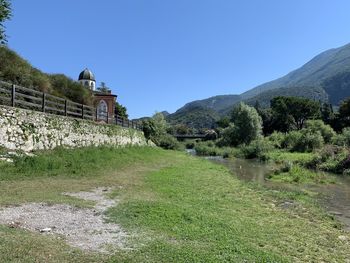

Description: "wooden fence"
0 80 141 130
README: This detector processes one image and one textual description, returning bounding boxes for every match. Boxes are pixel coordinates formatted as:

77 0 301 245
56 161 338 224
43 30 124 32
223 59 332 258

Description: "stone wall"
0 106 148 152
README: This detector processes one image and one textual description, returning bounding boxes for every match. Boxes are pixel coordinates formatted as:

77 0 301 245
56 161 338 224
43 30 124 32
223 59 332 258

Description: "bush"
157 134 181 150
304 120 335 143
194 142 220 156
332 128 350 146
292 130 324 152
267 131 285 148
239 139 273 160
281 130 324 152
281 131 302 149
306 145 349 174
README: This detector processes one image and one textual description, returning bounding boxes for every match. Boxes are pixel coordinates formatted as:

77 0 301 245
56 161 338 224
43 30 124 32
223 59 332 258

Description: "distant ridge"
167 42 350 129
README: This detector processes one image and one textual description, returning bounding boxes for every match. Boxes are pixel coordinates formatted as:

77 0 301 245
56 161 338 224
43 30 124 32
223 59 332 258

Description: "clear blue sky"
5 0 350 118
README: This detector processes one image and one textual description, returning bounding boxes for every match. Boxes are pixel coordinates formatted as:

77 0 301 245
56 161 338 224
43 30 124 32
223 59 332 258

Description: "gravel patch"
0 188 127 252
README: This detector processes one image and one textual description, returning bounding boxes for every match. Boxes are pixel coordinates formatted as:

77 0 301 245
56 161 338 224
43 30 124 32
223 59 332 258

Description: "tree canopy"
220 103 262 146
0 0 11 44
270 96 320 131
115 101 128 119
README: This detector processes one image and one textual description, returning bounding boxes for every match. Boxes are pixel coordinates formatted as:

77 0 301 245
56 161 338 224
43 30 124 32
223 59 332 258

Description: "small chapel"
78 68 117 121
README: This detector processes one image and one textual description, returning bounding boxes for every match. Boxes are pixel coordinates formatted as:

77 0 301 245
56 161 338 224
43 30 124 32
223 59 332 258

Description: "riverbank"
0 147 349 262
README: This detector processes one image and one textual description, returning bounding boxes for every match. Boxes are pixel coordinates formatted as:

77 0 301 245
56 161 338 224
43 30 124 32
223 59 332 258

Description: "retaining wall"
0 106 148 152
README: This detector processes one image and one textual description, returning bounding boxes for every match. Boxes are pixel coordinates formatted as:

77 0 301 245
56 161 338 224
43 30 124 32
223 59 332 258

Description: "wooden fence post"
106 111 109 124
42 93 46 112
81 104 84 119
64 100 67 116
95 108 98 121
11 84 15 107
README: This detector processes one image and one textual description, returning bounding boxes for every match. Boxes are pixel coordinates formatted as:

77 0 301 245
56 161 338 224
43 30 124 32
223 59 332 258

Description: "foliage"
96 82 111 93
270 96 321 131
115 101 128 119
332 128 350 147
306 145 350 174
0 0 11 44
221 103 262 146
239 138 273 160
267 131 285 149
157 134 181 150
281 129 324 152
338 97 350 128
320 102 335 125
269 164 335 184
304 119 335 143
142 112 180 150
0 47 94 104
216 116 230 128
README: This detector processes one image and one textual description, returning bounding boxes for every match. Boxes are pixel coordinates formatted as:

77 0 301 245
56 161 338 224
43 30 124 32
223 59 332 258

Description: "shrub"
157 134 181 150
267 131 285 148
282 130 324 152
194 143 219 156
239 139 273 160
281 131 302 150
304 120 335 143
292 130 324 152
332 128 350 146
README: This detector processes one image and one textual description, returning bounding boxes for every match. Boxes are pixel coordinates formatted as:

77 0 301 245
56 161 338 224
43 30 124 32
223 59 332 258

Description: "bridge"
173 134 206 140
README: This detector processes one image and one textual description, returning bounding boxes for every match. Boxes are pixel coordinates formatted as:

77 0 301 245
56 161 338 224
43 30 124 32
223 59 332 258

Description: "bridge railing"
0 80 141 130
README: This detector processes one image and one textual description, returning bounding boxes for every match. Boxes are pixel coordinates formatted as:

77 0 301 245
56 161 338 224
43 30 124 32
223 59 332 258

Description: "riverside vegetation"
0 146 349 262
167 96 350 185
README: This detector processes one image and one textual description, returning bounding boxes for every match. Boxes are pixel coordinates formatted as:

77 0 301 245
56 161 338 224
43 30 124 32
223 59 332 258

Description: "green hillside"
0 46 93 105
166 105 220 130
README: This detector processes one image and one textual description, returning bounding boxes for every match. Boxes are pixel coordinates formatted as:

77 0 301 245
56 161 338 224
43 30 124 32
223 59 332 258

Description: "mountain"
168 42 350 129
241 43 350 100
167 105 220 130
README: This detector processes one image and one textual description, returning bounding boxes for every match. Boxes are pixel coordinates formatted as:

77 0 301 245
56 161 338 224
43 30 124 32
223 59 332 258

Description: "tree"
221 103 262 146
97 82 111 93
0 0 11 44
321 102 334 125
115 101 128 119
142 112 168 144
270 96 320 131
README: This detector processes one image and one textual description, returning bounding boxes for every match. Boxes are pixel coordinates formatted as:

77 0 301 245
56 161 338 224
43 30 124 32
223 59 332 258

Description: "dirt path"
0 187 126 252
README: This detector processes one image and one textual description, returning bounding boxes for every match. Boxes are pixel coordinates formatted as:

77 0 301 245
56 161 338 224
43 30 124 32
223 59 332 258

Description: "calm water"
201 155 350 231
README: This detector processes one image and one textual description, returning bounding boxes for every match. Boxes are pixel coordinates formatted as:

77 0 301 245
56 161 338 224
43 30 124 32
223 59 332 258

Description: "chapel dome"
78 68 95 81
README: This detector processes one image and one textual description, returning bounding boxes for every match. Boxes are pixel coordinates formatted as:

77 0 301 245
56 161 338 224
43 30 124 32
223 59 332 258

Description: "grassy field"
0 146 349 262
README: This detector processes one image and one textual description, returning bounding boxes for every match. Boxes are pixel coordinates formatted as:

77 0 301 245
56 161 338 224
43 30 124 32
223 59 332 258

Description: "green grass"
266 150 315 165
0 146 349 262
269 164 337 184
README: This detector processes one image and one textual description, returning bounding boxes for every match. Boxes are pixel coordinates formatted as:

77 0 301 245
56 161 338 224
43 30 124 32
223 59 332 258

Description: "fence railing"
0 80 142 130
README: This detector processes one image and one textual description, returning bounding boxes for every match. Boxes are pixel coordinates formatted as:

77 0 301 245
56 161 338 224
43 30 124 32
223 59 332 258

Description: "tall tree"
0 0 11 44
221 102 262 146
338 97 350 129
320 102 334 124
270 96 320 131
97 82 111 93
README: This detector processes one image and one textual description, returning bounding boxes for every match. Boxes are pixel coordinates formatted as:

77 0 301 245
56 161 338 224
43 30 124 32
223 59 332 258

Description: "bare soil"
0 187 127 252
